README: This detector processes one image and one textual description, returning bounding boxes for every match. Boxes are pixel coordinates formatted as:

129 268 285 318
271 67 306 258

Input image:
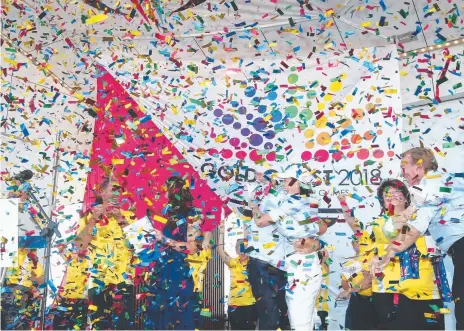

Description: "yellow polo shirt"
6 248 44 288
341 231 374 297
187 248 211 293
77 211 135 288
228 257 255 306
371 217 439 300
59 254 90 299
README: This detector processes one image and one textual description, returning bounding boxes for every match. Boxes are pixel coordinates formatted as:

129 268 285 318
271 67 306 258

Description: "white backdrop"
0 199 19 267
223 97 463 330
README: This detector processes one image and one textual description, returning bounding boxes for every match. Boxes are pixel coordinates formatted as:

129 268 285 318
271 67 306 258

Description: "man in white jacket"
249 164 323 330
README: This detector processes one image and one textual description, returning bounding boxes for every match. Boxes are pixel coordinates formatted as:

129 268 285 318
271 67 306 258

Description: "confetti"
1 1 463 329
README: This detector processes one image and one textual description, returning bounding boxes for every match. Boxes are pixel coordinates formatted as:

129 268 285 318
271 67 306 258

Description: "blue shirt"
408 171 464 252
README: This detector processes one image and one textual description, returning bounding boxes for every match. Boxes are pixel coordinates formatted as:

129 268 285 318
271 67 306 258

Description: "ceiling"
2 0 462 87
1 0 462 211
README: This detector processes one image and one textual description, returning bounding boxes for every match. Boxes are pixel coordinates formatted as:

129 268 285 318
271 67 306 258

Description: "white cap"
277 164 312 184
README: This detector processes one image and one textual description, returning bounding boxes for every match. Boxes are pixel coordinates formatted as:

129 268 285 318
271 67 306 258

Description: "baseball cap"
276 164 312 184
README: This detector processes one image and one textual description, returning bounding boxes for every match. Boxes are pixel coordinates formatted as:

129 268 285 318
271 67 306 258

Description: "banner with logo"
98 45 403 215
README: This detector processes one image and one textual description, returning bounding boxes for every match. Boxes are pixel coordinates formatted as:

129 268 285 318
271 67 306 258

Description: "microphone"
12 170 34 182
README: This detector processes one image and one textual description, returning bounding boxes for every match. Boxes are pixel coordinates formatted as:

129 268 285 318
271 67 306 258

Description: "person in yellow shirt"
187 232 212 294
339 235 375 330
188 248 211 294
370 179 444 330
186 242 211 330
1 247 44 330
336 194 375 330
50 252 91 330
218 221 257 330
71 178 136 330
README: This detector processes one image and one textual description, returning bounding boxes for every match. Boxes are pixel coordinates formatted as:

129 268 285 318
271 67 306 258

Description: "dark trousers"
317 311 329 330
372 293 444 330
228 304 257 330
247 258 290 330
449 236 464 330
52 298 88 330
88 283 135 330
345 294 375 330
0 285 36 330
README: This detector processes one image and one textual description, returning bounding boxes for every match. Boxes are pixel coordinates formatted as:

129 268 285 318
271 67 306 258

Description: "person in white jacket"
250 164 323 331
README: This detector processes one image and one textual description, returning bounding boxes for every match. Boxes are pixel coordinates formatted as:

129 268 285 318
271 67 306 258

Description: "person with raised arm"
248 164 325 331
370 179 444 330
217 218 257 330
59 177 136 330
144 176 203 330
336 193 375 330
371 147 462 327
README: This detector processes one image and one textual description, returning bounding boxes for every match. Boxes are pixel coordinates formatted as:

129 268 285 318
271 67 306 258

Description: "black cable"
260 30 276 54
333 17 347 50
192 37 208 60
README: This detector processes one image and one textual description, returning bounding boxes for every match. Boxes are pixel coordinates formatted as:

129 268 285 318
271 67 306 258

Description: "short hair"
402 147 438 172
166 176 193 216
376 178 411 210
98 178 111 191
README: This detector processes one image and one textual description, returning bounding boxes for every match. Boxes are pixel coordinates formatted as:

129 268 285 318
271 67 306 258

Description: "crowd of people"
1 147 463 330
217 147 463 331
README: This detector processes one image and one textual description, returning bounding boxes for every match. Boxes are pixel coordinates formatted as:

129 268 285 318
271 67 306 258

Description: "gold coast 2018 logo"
200 162 383 187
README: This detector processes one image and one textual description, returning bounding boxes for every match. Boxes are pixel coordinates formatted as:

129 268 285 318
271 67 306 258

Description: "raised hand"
219 221 225 234
202 231 213 250
255 172 268 183
336 193 348 203
91 205 105 220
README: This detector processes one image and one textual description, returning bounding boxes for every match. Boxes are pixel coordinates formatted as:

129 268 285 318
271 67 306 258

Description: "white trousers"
285 253 322 331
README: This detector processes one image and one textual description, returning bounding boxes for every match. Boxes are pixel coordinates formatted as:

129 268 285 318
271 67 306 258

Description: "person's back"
51 253 90 330
409 171 464 252
86 212 134 286
253 169 323 331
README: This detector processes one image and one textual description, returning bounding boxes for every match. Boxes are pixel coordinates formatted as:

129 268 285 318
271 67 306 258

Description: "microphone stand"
4 179 61 330
19 131 62 330
24 186 61 330
38 130 62 330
